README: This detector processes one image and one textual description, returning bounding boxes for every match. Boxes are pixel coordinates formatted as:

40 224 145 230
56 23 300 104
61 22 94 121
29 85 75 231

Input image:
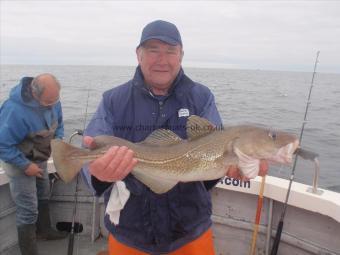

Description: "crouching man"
0 73 67 255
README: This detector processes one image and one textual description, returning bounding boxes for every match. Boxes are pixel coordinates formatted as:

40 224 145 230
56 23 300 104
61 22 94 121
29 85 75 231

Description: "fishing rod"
67 130 83 255
249 175 266 255
67 87 91 255
270 51 320 255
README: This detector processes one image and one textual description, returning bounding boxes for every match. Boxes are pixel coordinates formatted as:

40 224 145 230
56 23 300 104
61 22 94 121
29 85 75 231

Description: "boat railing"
295 148 323 195
306 157 323 195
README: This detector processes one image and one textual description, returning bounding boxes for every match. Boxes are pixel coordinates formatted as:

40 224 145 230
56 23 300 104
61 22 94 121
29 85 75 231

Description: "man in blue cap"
82 20 268 254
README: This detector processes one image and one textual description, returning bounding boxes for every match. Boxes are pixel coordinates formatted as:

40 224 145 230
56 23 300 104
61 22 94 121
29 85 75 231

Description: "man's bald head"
31 73 61 106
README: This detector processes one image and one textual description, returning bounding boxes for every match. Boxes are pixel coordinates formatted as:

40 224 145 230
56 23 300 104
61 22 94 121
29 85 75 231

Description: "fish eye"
268 131 277 140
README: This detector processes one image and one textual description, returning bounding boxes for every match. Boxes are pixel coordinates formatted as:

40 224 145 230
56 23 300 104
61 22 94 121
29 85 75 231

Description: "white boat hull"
1 162 339 254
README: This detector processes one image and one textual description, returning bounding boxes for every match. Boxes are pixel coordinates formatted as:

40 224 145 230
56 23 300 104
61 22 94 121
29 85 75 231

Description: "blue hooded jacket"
0 77 64 170
84 67 222 254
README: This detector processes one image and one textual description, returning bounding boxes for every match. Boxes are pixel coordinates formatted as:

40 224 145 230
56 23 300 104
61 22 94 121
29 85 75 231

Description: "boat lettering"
220 177 250 188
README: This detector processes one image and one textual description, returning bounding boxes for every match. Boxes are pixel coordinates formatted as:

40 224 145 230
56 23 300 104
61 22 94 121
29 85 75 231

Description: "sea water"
1 65 339 189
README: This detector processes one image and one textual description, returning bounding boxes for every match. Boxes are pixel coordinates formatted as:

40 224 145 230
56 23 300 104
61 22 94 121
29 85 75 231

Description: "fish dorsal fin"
140 129 183 146
186 115 215 140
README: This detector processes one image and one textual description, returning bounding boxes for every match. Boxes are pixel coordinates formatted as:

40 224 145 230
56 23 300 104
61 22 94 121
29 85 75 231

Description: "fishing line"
67 84 91 255
270 51 320 255
82 85 91 133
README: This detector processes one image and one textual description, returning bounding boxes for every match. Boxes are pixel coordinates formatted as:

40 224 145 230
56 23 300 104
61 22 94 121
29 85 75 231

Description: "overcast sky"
1 1 339 73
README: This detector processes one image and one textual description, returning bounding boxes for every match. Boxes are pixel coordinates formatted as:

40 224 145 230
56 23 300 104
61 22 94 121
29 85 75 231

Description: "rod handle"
67 234 74 255
270 220 284 255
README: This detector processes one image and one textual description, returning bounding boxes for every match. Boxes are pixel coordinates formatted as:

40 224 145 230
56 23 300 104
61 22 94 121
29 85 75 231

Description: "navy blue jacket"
85 66 222 254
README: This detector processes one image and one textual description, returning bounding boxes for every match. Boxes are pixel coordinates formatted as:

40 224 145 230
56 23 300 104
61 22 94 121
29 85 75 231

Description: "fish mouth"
268 139 300 164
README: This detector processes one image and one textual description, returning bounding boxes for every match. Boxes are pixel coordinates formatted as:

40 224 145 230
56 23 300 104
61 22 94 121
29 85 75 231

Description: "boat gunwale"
1 159 340 223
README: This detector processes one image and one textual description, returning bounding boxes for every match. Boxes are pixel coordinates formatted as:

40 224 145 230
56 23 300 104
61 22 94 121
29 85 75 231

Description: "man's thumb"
83 136 96 149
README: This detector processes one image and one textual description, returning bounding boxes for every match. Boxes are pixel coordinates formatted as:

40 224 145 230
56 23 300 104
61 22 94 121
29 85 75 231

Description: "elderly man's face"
39 87 60 107
137 39 183 95
32 77 60 107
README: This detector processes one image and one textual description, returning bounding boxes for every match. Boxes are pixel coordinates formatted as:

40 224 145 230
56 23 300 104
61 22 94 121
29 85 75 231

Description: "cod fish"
51 115 299 194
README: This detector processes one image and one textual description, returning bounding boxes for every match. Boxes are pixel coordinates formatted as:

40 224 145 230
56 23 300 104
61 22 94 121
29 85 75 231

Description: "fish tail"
51 139 88 183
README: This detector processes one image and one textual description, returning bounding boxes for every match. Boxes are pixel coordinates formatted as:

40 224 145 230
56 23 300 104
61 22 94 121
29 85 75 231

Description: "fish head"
232 126 299 164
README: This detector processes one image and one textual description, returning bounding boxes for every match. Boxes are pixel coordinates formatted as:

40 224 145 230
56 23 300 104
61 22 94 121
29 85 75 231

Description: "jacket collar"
132 66 184 97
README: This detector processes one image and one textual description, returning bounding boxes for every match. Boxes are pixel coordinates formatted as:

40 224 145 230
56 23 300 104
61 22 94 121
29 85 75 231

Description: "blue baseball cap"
137 20 182 48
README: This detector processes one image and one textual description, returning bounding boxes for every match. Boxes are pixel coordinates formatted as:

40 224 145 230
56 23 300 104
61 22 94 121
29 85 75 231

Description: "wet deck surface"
6 235 107 255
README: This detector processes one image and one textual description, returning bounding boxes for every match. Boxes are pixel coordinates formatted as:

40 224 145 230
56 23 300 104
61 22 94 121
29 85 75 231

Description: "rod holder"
306 158 323 195
68 129 84 143
295 148 323 195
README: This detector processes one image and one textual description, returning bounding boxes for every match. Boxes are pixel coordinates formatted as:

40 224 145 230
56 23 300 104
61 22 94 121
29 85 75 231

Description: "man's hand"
226 159 268 181
83 136 97 150
25 163 43 178
89 146 137 182
83 136 138 182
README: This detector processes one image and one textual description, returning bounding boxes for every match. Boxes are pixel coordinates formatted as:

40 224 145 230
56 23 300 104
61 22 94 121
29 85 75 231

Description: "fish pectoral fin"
186 115 216 140
234 147 260 179
223 152 239 166
140 129 183 146
132 170 178 194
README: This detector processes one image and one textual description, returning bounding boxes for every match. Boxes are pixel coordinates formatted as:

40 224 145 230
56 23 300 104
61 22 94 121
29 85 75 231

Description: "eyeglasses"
39 96 60 107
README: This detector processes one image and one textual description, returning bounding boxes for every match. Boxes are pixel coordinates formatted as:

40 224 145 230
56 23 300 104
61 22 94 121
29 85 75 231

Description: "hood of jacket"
9 77 41 108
